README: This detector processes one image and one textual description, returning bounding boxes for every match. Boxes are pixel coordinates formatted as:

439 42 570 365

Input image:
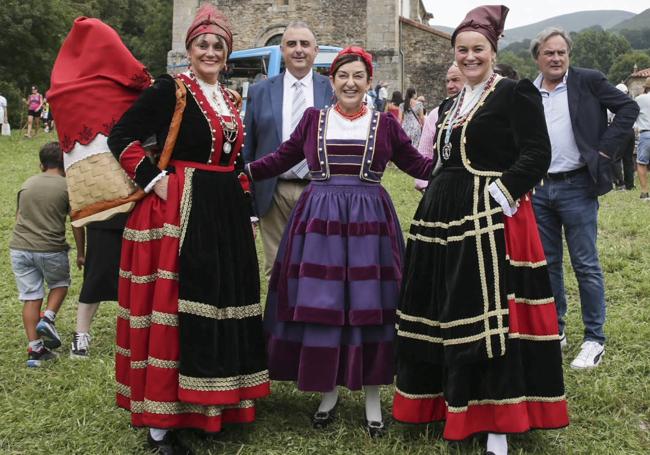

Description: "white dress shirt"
282 70 314 141
533 73 584 173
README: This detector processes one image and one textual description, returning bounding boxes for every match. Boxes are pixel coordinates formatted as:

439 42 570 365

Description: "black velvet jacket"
108 74 246 190
435 77 552 205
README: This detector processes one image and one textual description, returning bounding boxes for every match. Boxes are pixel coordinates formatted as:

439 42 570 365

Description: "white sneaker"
70 332 91 359
559 332 568 350
570 341 604 369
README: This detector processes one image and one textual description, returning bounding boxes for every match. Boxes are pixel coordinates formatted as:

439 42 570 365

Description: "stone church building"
170 0 452 108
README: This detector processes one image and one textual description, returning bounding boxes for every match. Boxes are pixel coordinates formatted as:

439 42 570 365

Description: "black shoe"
312 402 337 429
147 431 193 455
365 419 385 438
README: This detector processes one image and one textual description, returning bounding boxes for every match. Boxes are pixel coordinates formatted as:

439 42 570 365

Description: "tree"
496 50 538 80
0 0 172 126
571 27 632 75
608 51 650 85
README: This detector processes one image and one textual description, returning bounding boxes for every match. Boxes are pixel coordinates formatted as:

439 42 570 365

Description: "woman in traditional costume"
392 6 569 455
246 46 433 436
108 5 269 453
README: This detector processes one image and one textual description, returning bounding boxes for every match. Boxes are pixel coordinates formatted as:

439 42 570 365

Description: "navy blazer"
243 71 333 216
564 67 639 196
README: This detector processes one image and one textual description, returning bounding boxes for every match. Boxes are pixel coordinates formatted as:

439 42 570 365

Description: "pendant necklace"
191 71 238 157
442 72 497 160
210 87 238 155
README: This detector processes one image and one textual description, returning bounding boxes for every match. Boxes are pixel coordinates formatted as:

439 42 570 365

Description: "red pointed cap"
185 3 233 54
451 5 509 51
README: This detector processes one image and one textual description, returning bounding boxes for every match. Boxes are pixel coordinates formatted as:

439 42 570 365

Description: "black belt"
641 130 650 133
278 178 310 184
546 167 588 181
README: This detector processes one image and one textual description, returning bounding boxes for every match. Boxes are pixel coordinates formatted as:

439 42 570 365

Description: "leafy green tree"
608 51 650 85
571 27 632 75
496 50 538 80
0 0 172 126
618 28 650 50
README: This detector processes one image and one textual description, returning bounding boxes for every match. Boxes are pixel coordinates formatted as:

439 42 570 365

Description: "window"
265 34 283 46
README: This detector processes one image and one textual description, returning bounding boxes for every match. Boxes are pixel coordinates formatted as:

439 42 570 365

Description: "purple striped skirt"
264 176 403 391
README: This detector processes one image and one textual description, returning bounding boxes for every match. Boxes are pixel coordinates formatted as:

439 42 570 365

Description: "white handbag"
1 123 10 136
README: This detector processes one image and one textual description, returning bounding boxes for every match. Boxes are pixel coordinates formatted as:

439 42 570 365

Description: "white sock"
29 339 44 351
76 302 99 333
318 388 339 412
149 427 168 442
364 386 382 422
487 433 508 455
44 310 56 321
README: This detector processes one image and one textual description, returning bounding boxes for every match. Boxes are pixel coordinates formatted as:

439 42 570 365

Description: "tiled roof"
631 67 650 78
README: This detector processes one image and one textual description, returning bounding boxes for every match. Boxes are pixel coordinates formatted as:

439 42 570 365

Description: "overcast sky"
423 0 647 29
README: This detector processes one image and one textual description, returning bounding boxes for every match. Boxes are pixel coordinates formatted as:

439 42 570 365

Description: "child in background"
9 142 83 367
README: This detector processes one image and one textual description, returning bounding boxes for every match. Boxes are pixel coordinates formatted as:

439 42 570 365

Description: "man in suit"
243 21 333 277
530 28 639 369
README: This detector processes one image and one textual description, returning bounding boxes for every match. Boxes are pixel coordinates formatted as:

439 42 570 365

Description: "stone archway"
256 25 287 47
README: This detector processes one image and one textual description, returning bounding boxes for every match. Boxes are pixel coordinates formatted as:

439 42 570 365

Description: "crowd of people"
7 3 649 455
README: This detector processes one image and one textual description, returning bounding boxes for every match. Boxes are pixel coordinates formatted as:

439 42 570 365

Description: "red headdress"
47 17 152 152
329 46 374 78
185 3 233 54
451 5 509 51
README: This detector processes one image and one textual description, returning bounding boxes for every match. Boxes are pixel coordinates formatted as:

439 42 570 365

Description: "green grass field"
0 132 648 454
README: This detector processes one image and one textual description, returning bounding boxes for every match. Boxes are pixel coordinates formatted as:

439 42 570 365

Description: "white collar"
285 70 313 87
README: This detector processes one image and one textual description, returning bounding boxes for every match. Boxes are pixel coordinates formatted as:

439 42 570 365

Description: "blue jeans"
532 171 606 344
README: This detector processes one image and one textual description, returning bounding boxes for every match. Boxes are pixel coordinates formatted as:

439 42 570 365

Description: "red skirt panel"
394 196 568 440
116 164 269 431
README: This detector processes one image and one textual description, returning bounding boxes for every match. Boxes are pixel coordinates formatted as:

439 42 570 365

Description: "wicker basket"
66 151 144 227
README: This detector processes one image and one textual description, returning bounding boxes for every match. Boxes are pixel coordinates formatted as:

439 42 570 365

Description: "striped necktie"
290 80 306 132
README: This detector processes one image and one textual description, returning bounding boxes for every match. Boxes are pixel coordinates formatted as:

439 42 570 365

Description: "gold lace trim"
131 360 147 369
179 167 195 252
178 300 262 320
406 223 504 245
508 294 555 305
119 268 178 284
129 398 255 416
117 305 129 320
179 370 269 392
148 356 179 369
506 256 547 268
395 386 443 400
152 311 179 326
447 394 566 413
116 381 131 398
122 223 181 242
397 308 509 329
411 206 501 230
115 345 131 357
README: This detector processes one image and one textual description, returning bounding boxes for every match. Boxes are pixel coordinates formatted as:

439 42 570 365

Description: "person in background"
376 81 388 111
244 21 333 278
398 87 425 148
70 214 128 358
414 63 466 192
10 142 84 367
246 46 433 438
609 83 636 191
0 93 8 131
494 62 519 80
386 90 403 119
530 27 639 369
394 7 568 455
25 86 43 138
634 77 650 200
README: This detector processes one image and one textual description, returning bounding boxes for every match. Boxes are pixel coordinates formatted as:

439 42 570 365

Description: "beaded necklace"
441 72 497 160
334 102 368 121
189 71 239 155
